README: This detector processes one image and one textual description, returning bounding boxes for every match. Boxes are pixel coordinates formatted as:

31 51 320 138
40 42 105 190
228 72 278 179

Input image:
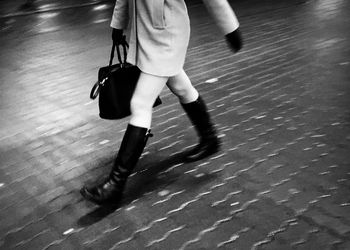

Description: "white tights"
129 69 199 129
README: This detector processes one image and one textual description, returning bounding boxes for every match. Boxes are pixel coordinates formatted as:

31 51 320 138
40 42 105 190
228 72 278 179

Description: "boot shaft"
181 96 217 139
81 124 152 205
111 124 152 180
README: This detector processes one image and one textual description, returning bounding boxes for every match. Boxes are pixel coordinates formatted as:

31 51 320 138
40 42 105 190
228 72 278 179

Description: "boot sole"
80 187 101 204
80 187 119 205
184 143 220 162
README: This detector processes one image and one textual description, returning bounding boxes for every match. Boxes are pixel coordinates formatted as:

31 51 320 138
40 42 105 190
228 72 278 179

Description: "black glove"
112 28 124 45
225 28 243 53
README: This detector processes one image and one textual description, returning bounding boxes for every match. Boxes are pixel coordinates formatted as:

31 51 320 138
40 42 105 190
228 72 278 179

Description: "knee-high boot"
80 124 152 204
181 96 220 162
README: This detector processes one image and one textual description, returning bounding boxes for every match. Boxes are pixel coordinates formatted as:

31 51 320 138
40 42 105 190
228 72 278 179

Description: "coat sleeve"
110 0 129 29
202 0 239 35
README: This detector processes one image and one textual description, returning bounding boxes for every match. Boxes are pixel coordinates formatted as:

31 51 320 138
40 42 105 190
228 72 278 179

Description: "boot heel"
185 136 220 162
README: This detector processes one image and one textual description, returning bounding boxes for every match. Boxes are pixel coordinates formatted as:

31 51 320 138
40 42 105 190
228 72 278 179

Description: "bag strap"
90 37 128 100
109 37 128 68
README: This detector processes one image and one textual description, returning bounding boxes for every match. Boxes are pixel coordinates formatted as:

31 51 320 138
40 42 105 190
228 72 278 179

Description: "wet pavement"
1 0 350 249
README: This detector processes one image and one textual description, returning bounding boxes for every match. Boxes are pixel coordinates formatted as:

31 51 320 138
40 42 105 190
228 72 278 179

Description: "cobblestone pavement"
1 0 350 249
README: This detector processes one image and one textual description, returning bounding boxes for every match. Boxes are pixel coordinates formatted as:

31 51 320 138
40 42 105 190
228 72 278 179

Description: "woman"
81 0 243 204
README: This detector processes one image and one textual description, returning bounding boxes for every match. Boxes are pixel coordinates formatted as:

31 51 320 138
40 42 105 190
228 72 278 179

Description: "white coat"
111 0 239 77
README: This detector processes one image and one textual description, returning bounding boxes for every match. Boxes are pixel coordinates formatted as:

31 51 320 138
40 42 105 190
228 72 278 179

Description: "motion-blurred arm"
202 0 243 52
110 0 129 44
110 0 129 30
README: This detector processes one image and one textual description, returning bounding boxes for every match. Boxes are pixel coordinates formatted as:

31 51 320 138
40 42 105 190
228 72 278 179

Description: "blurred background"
0 0 349 249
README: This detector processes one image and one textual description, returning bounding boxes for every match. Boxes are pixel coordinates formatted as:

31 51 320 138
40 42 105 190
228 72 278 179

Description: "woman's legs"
130 72 168 128
81 72 168 204
167 69 220 161
167 69 199 104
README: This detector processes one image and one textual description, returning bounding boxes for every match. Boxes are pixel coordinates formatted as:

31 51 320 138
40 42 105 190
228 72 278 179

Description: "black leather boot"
181 96 220 162
80 124 152 205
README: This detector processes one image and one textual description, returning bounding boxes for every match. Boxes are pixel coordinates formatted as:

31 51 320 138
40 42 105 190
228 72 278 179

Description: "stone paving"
0 0 350 249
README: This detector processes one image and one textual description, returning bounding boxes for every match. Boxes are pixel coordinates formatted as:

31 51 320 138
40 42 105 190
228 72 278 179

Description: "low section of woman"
80 0 243 205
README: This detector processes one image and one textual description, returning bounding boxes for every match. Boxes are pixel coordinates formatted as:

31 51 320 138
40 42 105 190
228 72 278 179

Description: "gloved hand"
112 28 124 45
225 28 243 53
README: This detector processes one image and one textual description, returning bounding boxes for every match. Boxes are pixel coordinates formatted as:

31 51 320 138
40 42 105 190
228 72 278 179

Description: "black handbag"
90 41 162 120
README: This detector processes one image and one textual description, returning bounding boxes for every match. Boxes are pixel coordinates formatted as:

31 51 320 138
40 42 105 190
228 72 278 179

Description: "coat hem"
137 64 182 77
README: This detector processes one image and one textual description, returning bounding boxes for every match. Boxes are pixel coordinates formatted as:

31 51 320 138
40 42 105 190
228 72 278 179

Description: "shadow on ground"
77 151 219 227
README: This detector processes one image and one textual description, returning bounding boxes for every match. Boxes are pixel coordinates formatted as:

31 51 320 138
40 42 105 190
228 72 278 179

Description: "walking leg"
167 70 220 162
81 73 167 204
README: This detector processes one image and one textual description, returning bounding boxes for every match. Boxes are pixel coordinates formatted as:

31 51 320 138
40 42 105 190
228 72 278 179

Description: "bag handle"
109 36 128 68
90 38 129 100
